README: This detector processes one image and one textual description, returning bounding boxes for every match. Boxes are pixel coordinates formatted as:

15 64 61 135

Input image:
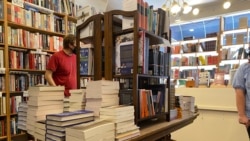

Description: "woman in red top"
45 34 77 97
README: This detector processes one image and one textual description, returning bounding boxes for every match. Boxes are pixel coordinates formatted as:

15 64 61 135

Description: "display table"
131 113 199 141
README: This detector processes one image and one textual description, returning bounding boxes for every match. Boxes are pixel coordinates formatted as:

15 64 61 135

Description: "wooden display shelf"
131 113 199 141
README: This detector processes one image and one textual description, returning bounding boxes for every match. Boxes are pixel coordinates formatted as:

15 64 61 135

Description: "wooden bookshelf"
2 0 77 140
76 14 104 88
104 10 171 125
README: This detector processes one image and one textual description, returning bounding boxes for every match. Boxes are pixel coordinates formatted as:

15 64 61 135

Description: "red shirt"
47 50 77 97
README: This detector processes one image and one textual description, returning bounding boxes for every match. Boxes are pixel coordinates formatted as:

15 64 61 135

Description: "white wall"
171 88 249 141
74 0 107 12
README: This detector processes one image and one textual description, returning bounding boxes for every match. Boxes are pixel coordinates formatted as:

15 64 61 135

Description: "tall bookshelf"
76 13 104 89
1 0 77 140
104 10 172 125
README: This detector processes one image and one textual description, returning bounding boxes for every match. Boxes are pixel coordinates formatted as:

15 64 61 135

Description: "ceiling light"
183 2 192 14
162 0 194 15
170 1 181 14
189 29 194 32
192 8 199 15
223 1 231 9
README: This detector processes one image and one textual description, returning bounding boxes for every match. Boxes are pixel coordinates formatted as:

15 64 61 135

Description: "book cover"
65 120 114 139
79 47 93 75
119 41 134 75
46 110 94 121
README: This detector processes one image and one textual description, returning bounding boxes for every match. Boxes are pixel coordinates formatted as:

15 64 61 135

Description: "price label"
12 0 24 8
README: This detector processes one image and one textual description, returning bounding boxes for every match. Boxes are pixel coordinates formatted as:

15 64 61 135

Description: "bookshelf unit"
171 37 219 83
2 0 77 140
219 17 250 74
76 14 104 88
104 10 172 125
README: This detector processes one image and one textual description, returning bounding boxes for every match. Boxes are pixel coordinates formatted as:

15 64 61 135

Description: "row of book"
7 3 65 33
221 47 249 60
173 41 217 54
114 32 171 76
224 33 248 45
24 0 81 16
9 50 52 70
139 87 167 118
122 0 169 37
9 73 47 92
172 55 218 67
8 27 64 51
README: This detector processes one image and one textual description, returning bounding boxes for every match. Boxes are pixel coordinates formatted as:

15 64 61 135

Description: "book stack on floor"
85 80 119 116
66 120 115 141
100 105 140 141
66 89 86 112
34 120 46 141
45 110 95 141
26 86 65 136
17 102 28 131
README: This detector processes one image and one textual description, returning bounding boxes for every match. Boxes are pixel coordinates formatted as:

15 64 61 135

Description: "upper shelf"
113 27 171 46
172 37 217 45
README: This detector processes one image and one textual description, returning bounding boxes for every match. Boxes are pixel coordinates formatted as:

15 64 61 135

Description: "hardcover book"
46 116 94 127
46 110 94 121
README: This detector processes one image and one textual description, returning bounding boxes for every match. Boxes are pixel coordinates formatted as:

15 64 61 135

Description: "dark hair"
63 34 76 49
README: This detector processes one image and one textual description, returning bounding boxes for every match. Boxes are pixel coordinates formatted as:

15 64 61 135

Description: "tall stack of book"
26 86 65 136
100 105 140 141
67 89 86 112
85 80 119 116
34 120 46 141
66 120 115 141
45 110 95 140
17 102 28 131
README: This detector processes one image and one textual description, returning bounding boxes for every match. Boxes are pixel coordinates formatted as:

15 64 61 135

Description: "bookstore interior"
0 0 250 141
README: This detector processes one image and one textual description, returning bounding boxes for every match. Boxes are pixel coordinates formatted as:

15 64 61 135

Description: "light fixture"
170 1 181 14
162 0 195 15
223 1 231 9
192 8 199 15
182 2 192 14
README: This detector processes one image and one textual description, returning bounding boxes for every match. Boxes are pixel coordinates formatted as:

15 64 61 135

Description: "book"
46 110 94 121
46 116 94 127
0 0 3 19
0 49 3 68
28 86 65 92
100 105 134 115
65 120 114 139
79 46 94 75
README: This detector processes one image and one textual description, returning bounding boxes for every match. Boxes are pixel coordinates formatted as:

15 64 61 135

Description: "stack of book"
45 110 95 140
100 105 140 141
66 120 115 141
17 102 28 131
66 89 86 112
63 97 70 112
34 120 46 141
85 80 119 116
26 86 65 136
